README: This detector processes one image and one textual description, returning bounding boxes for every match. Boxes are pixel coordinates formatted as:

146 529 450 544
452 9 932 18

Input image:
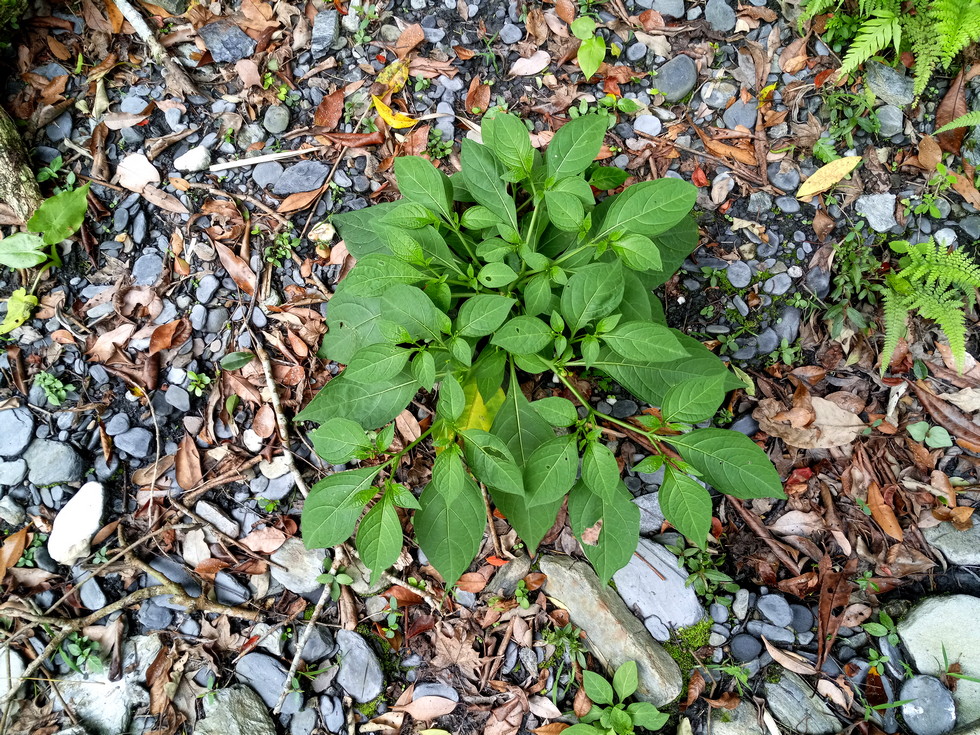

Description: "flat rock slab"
712 700 765 735
538 554 681 706
196 685 277 735
612 538 705 641
764 671 840 735
900 675 956 735
898 595 980 727
923 521 980 566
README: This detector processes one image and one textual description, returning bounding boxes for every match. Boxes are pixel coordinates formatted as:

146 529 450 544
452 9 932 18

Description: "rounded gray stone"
654 55 697 103
263 106 290 135
23 439 84 485
726 260 752 288
900 676 956 735
0 408 34 457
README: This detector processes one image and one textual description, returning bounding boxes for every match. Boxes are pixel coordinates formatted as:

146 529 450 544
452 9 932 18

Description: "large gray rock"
196 685 277 735
654 55 697 103
712 701 765 735
273 161 331 195
856 193 897 232
899 595 980 726
764 671 840 735
900 676 956 735
270 538 327 594
198 21 257 63
0 408 34 457
335 630 384 703
865 60 914 107
538 554 682 706
47 482 104 566
235 653 302 715
311 10 340 58
23 439 84 485
923 521 980 566
612 538 705 641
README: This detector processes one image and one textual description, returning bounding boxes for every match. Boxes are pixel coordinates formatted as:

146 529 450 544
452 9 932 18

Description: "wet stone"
856 193 898 232
132 254 164 286
730 634 762 662
864 60 914 107
705 0 736 31
899 676 956 735
198 21 257 63
654 55 697 103
499 23 522 44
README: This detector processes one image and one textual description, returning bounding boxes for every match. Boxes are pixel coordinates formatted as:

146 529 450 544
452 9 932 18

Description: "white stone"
898 595 980 727
173 145 212 173
194 500 241 540
47 482 105 566
270 537 327 594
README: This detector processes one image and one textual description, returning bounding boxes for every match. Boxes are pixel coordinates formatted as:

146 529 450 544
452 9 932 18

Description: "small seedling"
35 372 75 406
855 570 879 592
16 533 47 568
862 611 899 646
187 371 211 397
567 661 668 734
381 595 402 639
906 421 953 448
515 579 531 609
707 660 752 696
571 16 606 80
316 566 355 601
60 633 103 674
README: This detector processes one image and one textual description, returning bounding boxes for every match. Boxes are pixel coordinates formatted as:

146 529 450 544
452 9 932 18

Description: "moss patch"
662 618 712 680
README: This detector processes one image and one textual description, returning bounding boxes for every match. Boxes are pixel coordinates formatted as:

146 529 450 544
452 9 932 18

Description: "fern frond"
802 0 844 23
933 0 980 68
936 110 980 135
840 11 902 77
909 284 968 369
881 286 910 372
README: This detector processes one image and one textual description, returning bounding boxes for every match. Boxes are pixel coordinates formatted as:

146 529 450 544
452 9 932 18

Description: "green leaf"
612 233 663 272
589 166 629 190
219 351 255 371
355 493 402 584
318 290 384 364
662 374 726 423
390 484 421 510
482 111 534 179
544 190 585 232
0 232 48 269
438 373 466 421
309 417 371 464
660 466 712 549
567 480 640 583
926 426 953 448
431 446 467 504
553 175 596 206
906 421 929 442
602 321 686 362
523 435 578 505
582 670 614 705
491 490 564 557
461 205 503 230
491 316 553 354
627 702 669 730
460 429 524 495
296 371 418 428
669 428 784 500
468 348 507 405
342 254 426 297
28 183 90 245
560 261 624 332
593 179 697 242
582 441 621 501
491 380 555 465
456 295 516 337
0 288 38 335
415 470 485 586
302 467 380 548
577 36 606 80
531 396 578 426
570 16 596 39
546 115 607 180
412 351 436 391
478 262 519 288
613 660 639 701
863 622 890 637
380 284 451 342
342 343 411 383
460 139 519 231
523 273 555 316
381 201 436 228
394 156 455 222
450 334 472 365
332 202 400 257
562 726 604 735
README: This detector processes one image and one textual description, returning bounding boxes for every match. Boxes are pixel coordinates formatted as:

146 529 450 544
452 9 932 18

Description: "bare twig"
728 497 802 576
109 0 199 98
209 146 329 172
272 584 332 714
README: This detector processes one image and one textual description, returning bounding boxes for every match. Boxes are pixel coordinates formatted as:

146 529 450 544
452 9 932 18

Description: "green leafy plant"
567 661 668 734
297 112 783 588
707 660 752 696
880 238 980 371
0 183 90 334
60 632 103 675
188 371 212 397
802 0 980 98
316 567 355 601
515 579 531 609
855 569 880 592
571 17 606 80
862 610 900 646
266 228 299 266
906 420 953 448
35 154 77 193
665 540 740 606
16 532 47 568
35 372 75 406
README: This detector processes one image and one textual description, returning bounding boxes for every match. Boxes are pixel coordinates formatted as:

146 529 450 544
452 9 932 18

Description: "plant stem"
383 426 434 469
553 369 660 441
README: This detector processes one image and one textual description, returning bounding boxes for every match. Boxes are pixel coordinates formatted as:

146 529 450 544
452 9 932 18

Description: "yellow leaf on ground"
796 156 862 199
377 60 410 93
372 95 417 129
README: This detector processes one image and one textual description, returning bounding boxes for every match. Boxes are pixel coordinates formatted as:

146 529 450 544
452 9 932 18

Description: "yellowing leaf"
372 95 417 129
0 288 38 335
796 156 862 199
459 379 505 432
758 83 777 104
377 60 410 94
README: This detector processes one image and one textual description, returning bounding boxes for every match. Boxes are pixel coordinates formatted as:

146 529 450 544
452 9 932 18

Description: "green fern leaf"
936 110 980 135
839 11 902 78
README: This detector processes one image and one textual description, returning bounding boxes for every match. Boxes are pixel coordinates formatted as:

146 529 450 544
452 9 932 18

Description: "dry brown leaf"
149 319 189 355
141 185 190 215
0 527 28 580
532 723 570 735
528 696 563 719
484 695 527 735
817 678 853 711
239 527 287 554
526 8 549 45
556 0 576 23
768 511 826 537
703 691 741 709
932 505 975 530
251 404 277 440
175 432 202 491
680 669 705 711
454 45 476 60
394 23 426 59
430 623 483 680
215 242 257 296
456 572 488 593
839 603 872 628
951 172 980 207
812 209 836 241
510 51 551 77
314 89 345 130
87 323 136 362
918 135 942 172
393 695 458 721
779 36 809 74
278 185 327 214
235 59 262 89
937 70 967 153
868 482 904 541
754 396 865 449
763 637 818 674
944 387 980 413
466 75 491 115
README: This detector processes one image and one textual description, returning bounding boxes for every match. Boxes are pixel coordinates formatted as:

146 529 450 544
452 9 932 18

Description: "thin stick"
482 484 503 557
728 497 802 576
272 584 332 714
209 146 329 172
109 0 199 98
185 183 289 225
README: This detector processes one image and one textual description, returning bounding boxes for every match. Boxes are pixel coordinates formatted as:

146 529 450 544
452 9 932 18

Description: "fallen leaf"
918 135 942 172
373 95 418 128
763 637 818 674
0 527 28 580
149 319 189 355
116 153 161 192
812 209 836 240
680 669 705 711
868 481 904 541
240 527 287 553
314 89 345 129
510 51 551 77
251 404 277 439
937 70 967 154
528 696 563 719
466 75 491 114
215 242 257 296
175 432 202 491
817 678 853 711
796 156 862 199
932 505 975 530
944 387 980 413
754 396 865 449
278 185 327 213
532 724 570 735
779 36 809 74
394 25 425 59
556 0 576 24
236 59 262 89
952 171 980 207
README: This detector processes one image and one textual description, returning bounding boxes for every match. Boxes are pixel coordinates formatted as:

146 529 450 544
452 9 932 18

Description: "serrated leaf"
546 114 607 180
602 321 686 362
309 417 371 464
343 343 412 383
414 469 485 586
593 178 697 242
560 262 624 332
302 467 380 548
531 396 578 426
0 232 48 269
456 295 516 337
669 428 784 500
796 156 862 199
660 466 712 548
491 316 553 354
460 429 524 495
355 493 402 584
